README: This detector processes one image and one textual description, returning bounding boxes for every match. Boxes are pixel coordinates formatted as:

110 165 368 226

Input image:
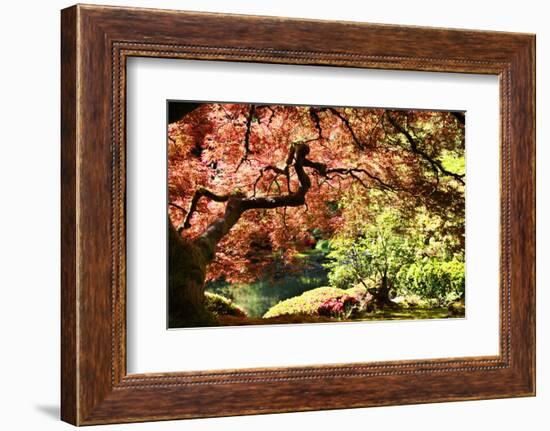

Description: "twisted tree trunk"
168 143 384 326
168 222 209 327
168 144 312 326
168 197 245 327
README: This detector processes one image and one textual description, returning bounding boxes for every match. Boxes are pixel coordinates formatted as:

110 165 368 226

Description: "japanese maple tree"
167 102 464 325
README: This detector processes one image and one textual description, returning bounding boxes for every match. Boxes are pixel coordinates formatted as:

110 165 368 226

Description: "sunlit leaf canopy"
168 103 465 283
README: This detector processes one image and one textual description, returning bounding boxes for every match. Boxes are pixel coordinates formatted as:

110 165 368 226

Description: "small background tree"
326 209 416 307
326 201 465 309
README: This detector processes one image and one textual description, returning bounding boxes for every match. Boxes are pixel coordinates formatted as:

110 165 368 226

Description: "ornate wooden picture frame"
61 4 535 425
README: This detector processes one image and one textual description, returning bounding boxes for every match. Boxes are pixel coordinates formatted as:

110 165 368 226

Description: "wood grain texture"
60 5 78 425
60 4 536 425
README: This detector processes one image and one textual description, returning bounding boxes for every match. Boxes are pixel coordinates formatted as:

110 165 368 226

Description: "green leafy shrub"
315 239 332 253
398 258 465 306
325 210 417 299
393 294 428 308
204 292 247 317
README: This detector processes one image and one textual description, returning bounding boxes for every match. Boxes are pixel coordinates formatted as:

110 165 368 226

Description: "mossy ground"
174 287 464 328
214 305 461 327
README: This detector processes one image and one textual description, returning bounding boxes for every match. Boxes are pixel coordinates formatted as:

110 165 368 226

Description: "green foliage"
398 258 465 306
441 152 465 176
204 292 247 317
394 293 438 308
315 239 332 253
324 202 465 307
325 209 417 295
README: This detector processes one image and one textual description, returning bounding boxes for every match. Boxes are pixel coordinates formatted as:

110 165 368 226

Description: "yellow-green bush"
205 292 247 317
398 258 465 306
263 286 365 319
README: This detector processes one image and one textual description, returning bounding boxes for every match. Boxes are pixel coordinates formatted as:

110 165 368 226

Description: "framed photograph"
61 4 535 425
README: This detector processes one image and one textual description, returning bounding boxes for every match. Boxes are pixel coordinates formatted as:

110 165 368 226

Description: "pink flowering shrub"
264 286 370 319
318 294 360 318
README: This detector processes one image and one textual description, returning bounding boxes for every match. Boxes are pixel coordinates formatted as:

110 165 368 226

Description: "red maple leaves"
168 103 464 283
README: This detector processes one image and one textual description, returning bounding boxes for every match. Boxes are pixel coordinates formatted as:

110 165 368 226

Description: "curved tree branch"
169 202 188 214
191 144 310 258
318 107 366 150
185 141 399 261
178 187 231 232
386 112 465 185
235 105 256 172
326 167 395 191
241 144 310 210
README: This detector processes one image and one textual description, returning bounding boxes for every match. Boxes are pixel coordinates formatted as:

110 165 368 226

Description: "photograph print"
167 102 466 329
